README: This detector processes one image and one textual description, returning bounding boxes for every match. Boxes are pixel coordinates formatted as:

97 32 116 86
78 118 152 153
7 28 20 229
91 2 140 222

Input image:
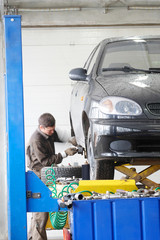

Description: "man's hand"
68 137 77 146
65 147 78 156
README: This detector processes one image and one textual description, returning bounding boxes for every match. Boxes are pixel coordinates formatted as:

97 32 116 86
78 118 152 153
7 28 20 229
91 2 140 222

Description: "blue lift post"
4 15 28 240
4 15 60 240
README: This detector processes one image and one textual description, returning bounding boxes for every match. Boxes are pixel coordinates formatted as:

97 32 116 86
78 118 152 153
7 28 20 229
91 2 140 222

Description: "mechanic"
26 113 77 240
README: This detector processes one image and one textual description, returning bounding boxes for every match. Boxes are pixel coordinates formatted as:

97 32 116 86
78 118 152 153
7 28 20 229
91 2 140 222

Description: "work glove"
65 147 78 156
68 137 78 146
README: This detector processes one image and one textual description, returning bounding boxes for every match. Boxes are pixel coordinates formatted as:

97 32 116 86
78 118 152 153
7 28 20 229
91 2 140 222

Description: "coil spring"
45 165 79 229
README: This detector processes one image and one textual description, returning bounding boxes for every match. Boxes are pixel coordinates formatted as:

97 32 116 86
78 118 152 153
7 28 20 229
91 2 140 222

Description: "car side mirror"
69 68 87 81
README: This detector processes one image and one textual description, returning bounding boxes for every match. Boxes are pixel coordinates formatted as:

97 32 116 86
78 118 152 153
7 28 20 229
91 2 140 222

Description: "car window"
98 39 160 75
84 44 100 75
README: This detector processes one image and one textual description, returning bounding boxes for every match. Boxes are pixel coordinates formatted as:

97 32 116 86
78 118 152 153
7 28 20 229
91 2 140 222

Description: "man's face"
40 125 55 136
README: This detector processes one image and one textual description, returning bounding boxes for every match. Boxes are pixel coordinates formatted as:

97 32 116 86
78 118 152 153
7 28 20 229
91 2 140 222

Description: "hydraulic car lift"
4 15 160 240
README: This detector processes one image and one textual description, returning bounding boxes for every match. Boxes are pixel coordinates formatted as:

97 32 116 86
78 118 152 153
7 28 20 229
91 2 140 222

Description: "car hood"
96 74 160 103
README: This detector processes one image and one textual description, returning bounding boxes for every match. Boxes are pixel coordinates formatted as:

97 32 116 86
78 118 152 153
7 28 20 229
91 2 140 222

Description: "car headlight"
99 97 142 116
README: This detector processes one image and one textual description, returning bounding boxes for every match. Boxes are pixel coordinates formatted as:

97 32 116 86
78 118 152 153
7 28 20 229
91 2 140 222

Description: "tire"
41 166 82 184
96 160 114 180
87 128 114 180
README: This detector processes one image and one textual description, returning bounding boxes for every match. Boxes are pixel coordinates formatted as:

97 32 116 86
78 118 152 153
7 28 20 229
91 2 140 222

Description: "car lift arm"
115 165 160 188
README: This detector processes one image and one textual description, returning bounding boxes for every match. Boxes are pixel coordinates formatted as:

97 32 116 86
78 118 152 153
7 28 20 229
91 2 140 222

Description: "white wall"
23 26 160 178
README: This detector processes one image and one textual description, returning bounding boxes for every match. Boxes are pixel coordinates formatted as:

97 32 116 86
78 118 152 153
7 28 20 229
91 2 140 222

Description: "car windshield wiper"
102 66 160 73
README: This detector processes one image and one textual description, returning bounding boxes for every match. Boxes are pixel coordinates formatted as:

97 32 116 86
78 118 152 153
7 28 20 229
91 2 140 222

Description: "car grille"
137 144 160 152
147 103 160 115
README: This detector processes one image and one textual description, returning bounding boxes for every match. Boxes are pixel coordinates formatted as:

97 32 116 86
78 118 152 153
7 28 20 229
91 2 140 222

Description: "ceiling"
5 0 160 9
3 0 160 27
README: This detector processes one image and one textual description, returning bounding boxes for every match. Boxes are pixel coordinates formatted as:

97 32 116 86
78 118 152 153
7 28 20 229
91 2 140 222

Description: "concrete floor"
47 230 63 240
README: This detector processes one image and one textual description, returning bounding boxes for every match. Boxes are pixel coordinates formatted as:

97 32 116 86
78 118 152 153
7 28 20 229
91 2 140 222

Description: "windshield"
99 39 160 75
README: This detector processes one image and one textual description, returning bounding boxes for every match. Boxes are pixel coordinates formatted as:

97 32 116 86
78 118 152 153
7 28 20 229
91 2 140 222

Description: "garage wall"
23 26 160 173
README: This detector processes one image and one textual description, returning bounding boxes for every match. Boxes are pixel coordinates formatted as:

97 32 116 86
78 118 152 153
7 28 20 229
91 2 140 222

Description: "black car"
69 36 160 180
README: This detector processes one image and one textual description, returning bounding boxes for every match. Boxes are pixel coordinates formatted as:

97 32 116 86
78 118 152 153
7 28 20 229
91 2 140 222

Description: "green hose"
49 211 68 229
79 190 92 195
45 165 79 229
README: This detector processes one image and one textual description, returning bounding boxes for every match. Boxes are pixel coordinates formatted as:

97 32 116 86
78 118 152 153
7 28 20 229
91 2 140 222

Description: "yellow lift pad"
74 179 138 195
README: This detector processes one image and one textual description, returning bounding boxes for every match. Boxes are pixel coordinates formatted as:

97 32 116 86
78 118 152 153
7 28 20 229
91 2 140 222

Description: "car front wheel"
87 129 115 180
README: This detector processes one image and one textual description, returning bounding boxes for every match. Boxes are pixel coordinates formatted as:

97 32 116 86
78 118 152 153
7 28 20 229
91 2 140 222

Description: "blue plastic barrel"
70 197 160 240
